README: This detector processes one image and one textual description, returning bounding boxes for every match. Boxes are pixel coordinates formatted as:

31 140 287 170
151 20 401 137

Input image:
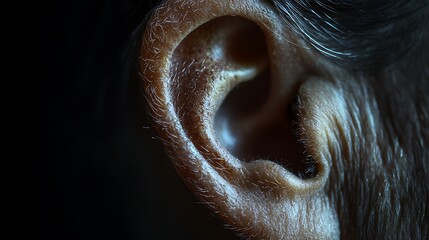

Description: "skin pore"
140 0 428 239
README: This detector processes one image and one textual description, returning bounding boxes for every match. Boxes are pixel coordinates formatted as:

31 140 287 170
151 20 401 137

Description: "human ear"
139 0 339 238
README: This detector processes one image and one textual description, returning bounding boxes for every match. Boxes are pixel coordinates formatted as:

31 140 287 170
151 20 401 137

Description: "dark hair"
271 0 428 69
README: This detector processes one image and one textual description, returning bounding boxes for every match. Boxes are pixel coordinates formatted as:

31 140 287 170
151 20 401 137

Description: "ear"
140 0 339 238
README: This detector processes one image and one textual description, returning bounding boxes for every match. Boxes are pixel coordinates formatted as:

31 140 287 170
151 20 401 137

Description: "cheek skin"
298 75 398 235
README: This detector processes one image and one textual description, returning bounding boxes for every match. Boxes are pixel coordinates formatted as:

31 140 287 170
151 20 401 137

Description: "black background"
38 1 236 239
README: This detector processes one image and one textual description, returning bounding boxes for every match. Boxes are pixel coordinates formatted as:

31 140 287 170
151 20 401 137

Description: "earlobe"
140 0 338 238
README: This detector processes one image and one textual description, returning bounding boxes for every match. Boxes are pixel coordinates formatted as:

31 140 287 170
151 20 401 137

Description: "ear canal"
140 1 337 238
214 51 316 180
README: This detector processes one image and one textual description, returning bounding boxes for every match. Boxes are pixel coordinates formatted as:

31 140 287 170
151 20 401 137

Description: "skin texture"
140 0 428 239
38 0 427 239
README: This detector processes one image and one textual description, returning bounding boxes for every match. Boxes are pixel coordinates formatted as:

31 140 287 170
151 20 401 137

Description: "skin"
140 0 428 239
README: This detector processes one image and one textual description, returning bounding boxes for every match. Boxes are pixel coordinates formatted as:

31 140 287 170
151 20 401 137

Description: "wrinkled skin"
140 0 428 239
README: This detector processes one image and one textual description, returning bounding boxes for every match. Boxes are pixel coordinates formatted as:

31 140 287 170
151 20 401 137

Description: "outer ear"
140 0 339 238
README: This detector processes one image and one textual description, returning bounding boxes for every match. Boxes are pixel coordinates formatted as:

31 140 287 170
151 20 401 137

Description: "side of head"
139 0 429 238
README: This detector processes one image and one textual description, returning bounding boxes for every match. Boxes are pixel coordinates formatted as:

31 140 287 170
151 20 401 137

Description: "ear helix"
140 0 330 198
